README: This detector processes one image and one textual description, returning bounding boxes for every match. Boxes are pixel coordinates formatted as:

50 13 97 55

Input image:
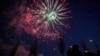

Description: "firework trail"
7 0 71 40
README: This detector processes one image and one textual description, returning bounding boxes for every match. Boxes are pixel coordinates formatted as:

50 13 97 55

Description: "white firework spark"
32 0 70 39
7 0 71 40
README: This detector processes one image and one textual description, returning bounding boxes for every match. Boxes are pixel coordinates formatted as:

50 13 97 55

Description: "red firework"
7 0 71 40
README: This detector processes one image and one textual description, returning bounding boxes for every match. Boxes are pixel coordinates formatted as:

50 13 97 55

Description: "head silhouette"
72 44 79 51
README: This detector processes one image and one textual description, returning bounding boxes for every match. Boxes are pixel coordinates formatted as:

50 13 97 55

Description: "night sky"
0 0 100 56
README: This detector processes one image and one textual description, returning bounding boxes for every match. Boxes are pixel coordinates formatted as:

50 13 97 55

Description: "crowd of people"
0 37 100 56
66 44 100 56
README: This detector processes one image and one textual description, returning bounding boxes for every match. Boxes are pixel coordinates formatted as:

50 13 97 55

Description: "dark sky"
0 0 100 56
66 0 100 51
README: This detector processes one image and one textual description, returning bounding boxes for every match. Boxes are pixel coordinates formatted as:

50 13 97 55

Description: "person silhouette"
67 44 83 56
96 50 100 56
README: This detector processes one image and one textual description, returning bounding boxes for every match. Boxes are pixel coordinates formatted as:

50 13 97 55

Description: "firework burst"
7 0 71 40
